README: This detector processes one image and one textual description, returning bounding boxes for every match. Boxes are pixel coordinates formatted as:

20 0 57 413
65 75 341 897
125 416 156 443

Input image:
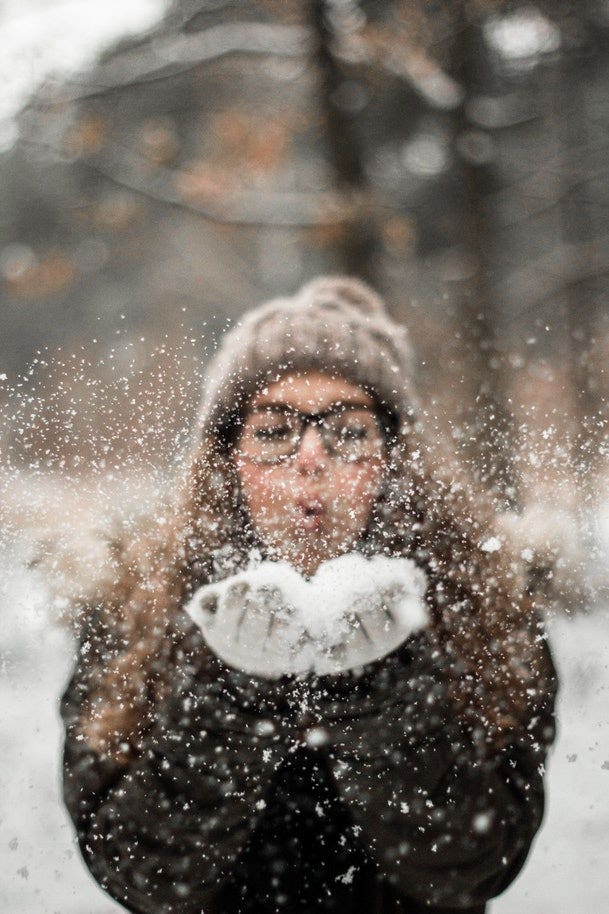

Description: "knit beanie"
196 276 418 442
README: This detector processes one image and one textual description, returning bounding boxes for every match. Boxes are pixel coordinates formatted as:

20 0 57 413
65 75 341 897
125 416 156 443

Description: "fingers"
349 604 395 649
223 581 251 637
185 568 427 679
234 587 278 647
186 579 311 678
198 591 219 617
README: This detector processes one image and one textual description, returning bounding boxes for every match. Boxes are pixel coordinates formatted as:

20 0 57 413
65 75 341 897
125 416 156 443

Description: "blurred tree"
1 0 609 507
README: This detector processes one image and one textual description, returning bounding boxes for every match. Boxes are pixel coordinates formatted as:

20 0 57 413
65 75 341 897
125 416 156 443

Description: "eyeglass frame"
232 402 393 465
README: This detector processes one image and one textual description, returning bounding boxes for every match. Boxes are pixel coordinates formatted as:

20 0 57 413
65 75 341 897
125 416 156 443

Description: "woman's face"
233 371 388 577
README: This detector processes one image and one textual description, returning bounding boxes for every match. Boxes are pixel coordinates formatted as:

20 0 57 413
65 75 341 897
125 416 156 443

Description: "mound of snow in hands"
185 553 430 677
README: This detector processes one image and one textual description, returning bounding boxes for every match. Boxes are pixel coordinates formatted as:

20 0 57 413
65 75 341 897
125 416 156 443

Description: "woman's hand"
185 555 430 679
187 578 310 677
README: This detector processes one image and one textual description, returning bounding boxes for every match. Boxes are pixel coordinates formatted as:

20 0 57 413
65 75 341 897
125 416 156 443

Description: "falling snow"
1 487 608 913
2 4 609 911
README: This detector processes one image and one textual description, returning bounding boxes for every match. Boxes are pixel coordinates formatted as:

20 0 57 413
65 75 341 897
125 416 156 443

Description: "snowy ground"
0 551 123 913
495 609 609 913
1 542 608 914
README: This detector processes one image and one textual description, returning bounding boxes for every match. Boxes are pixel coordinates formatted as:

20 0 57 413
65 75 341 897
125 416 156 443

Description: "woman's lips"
295 498 325 532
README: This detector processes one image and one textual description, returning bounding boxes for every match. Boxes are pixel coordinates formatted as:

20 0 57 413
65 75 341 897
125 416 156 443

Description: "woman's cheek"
329 464 383 527
240 466 293 530
336 463 383 503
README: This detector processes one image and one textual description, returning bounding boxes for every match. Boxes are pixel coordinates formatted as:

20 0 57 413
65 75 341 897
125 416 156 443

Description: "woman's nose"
295 425 327 473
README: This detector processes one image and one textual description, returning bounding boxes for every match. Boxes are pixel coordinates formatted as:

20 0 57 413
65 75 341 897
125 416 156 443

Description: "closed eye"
338 426 369 439
253 426 291 440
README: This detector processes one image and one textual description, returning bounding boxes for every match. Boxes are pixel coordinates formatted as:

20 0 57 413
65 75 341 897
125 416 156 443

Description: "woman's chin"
296 513 324 533
282 540 352 577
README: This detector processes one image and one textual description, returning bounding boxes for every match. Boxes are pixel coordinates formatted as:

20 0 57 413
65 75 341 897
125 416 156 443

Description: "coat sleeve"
60 609 288 914
324 629 558 910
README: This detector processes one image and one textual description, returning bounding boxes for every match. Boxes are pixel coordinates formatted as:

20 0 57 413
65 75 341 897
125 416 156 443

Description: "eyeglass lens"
237 406 385 463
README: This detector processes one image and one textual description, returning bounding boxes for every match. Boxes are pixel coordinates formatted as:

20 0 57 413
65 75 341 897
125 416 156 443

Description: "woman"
61 276 557 914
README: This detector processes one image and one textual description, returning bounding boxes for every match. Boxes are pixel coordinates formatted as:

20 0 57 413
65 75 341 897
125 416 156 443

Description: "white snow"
336 865 357 885
188 552 429 644
0 0 168 151
0 547 124 913
185 552 430 676
492 609 609 914
481 536 503 553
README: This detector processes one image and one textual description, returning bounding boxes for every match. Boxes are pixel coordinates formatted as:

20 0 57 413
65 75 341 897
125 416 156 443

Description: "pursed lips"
294 496 325 530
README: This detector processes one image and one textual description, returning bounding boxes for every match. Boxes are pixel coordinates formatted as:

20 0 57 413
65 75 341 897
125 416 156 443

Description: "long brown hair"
75 414 548 765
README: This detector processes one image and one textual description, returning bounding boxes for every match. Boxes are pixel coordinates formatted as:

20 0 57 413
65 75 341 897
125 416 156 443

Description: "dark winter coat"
61 605 557 914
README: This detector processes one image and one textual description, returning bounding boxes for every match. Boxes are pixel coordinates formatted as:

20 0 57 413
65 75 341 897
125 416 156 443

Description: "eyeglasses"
235 404 388 464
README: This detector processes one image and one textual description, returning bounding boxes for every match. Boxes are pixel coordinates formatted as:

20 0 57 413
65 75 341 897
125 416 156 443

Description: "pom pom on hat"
296 275 387 318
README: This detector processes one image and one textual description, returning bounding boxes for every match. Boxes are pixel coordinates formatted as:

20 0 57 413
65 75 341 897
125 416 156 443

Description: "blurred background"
1 1 609 912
